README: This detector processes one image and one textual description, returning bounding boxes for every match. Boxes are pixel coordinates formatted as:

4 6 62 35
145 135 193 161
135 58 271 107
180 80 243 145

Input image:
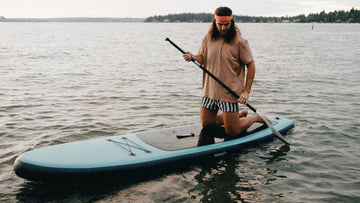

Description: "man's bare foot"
239 110 248 118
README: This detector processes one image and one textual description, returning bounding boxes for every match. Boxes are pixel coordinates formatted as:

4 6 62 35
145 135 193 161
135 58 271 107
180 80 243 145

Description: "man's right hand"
183 52 193 62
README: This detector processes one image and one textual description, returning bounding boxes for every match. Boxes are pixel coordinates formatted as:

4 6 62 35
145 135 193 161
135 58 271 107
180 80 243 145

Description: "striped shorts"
201 97 239 113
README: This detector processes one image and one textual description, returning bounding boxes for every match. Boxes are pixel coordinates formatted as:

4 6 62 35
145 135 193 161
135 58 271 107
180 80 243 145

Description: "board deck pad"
137 122 274 151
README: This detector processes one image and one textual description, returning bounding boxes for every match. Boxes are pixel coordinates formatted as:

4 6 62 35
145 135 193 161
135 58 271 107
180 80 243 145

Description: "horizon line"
2 8 358 19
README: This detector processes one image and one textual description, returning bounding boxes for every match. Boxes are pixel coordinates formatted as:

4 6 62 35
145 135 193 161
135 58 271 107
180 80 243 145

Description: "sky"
0 0 359 18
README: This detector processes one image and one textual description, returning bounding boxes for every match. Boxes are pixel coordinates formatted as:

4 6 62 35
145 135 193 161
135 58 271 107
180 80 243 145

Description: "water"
1 22 359 202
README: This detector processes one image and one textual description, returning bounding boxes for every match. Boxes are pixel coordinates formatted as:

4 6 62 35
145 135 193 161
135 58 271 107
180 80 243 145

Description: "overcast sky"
0 0 359 18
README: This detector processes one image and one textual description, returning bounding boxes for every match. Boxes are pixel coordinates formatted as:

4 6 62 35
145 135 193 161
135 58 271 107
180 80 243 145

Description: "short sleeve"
238 37 253 65
198 35 208 58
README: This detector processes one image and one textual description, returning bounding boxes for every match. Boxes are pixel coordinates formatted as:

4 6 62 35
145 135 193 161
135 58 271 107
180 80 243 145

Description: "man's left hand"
238 91 249 104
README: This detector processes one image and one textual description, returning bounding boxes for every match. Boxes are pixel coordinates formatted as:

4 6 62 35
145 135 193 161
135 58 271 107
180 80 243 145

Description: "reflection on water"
190 142 291 202
16 181 126 202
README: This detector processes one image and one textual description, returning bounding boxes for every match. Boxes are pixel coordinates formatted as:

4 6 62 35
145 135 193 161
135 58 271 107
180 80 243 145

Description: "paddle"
166 37 290 145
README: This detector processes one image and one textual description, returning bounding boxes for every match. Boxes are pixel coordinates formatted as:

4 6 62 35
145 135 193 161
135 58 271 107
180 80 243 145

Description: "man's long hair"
208 7 241 43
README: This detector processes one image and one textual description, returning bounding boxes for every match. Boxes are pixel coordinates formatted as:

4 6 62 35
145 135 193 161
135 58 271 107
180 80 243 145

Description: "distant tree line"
300 8 360 23
145 13 213 22
145 8 360 23
1 8 358 23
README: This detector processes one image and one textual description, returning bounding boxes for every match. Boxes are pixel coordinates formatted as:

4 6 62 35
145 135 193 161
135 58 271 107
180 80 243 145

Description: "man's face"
216 21 231 36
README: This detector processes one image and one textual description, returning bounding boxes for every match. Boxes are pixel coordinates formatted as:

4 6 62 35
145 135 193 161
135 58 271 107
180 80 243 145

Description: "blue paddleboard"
14 116 294 182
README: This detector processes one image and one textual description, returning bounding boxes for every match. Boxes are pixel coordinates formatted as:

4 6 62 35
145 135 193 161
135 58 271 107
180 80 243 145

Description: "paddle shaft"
166 37 290 145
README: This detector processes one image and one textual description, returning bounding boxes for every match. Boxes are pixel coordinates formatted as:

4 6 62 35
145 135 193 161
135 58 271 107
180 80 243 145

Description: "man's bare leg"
214 109 248 125
200 106 218 127
222 111 264 136
201 106 266 137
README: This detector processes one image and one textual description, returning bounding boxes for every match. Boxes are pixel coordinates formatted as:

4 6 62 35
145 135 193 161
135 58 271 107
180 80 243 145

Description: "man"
183 7 264 136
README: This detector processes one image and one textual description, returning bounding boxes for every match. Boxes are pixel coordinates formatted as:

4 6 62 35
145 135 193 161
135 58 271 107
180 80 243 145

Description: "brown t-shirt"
198 34 254 103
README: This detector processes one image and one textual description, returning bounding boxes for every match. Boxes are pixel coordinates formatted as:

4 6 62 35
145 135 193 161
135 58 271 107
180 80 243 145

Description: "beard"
219 30 228 36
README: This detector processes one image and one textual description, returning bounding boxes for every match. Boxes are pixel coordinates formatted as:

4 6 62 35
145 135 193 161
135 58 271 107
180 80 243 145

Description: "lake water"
0 22 359 202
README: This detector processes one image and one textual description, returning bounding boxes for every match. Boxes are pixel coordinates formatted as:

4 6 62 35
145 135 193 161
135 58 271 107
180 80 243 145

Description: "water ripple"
0 22 359 202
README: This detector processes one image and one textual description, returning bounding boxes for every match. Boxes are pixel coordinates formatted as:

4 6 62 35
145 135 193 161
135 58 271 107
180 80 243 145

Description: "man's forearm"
244 61 255 93
192 54 203 65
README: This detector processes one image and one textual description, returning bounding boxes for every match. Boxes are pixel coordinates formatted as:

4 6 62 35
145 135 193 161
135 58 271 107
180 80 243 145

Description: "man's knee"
201 119 216 127
223 112 242 136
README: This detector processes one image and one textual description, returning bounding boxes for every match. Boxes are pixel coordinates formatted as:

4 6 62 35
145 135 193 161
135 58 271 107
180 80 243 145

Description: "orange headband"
214 15 233 22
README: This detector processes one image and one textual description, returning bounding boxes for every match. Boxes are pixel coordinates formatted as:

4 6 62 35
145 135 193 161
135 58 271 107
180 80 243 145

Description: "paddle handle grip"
165 38 257 112
166 38 186 54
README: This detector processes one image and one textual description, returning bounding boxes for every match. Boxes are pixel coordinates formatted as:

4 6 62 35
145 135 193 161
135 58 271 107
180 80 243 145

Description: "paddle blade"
256 111 290 145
